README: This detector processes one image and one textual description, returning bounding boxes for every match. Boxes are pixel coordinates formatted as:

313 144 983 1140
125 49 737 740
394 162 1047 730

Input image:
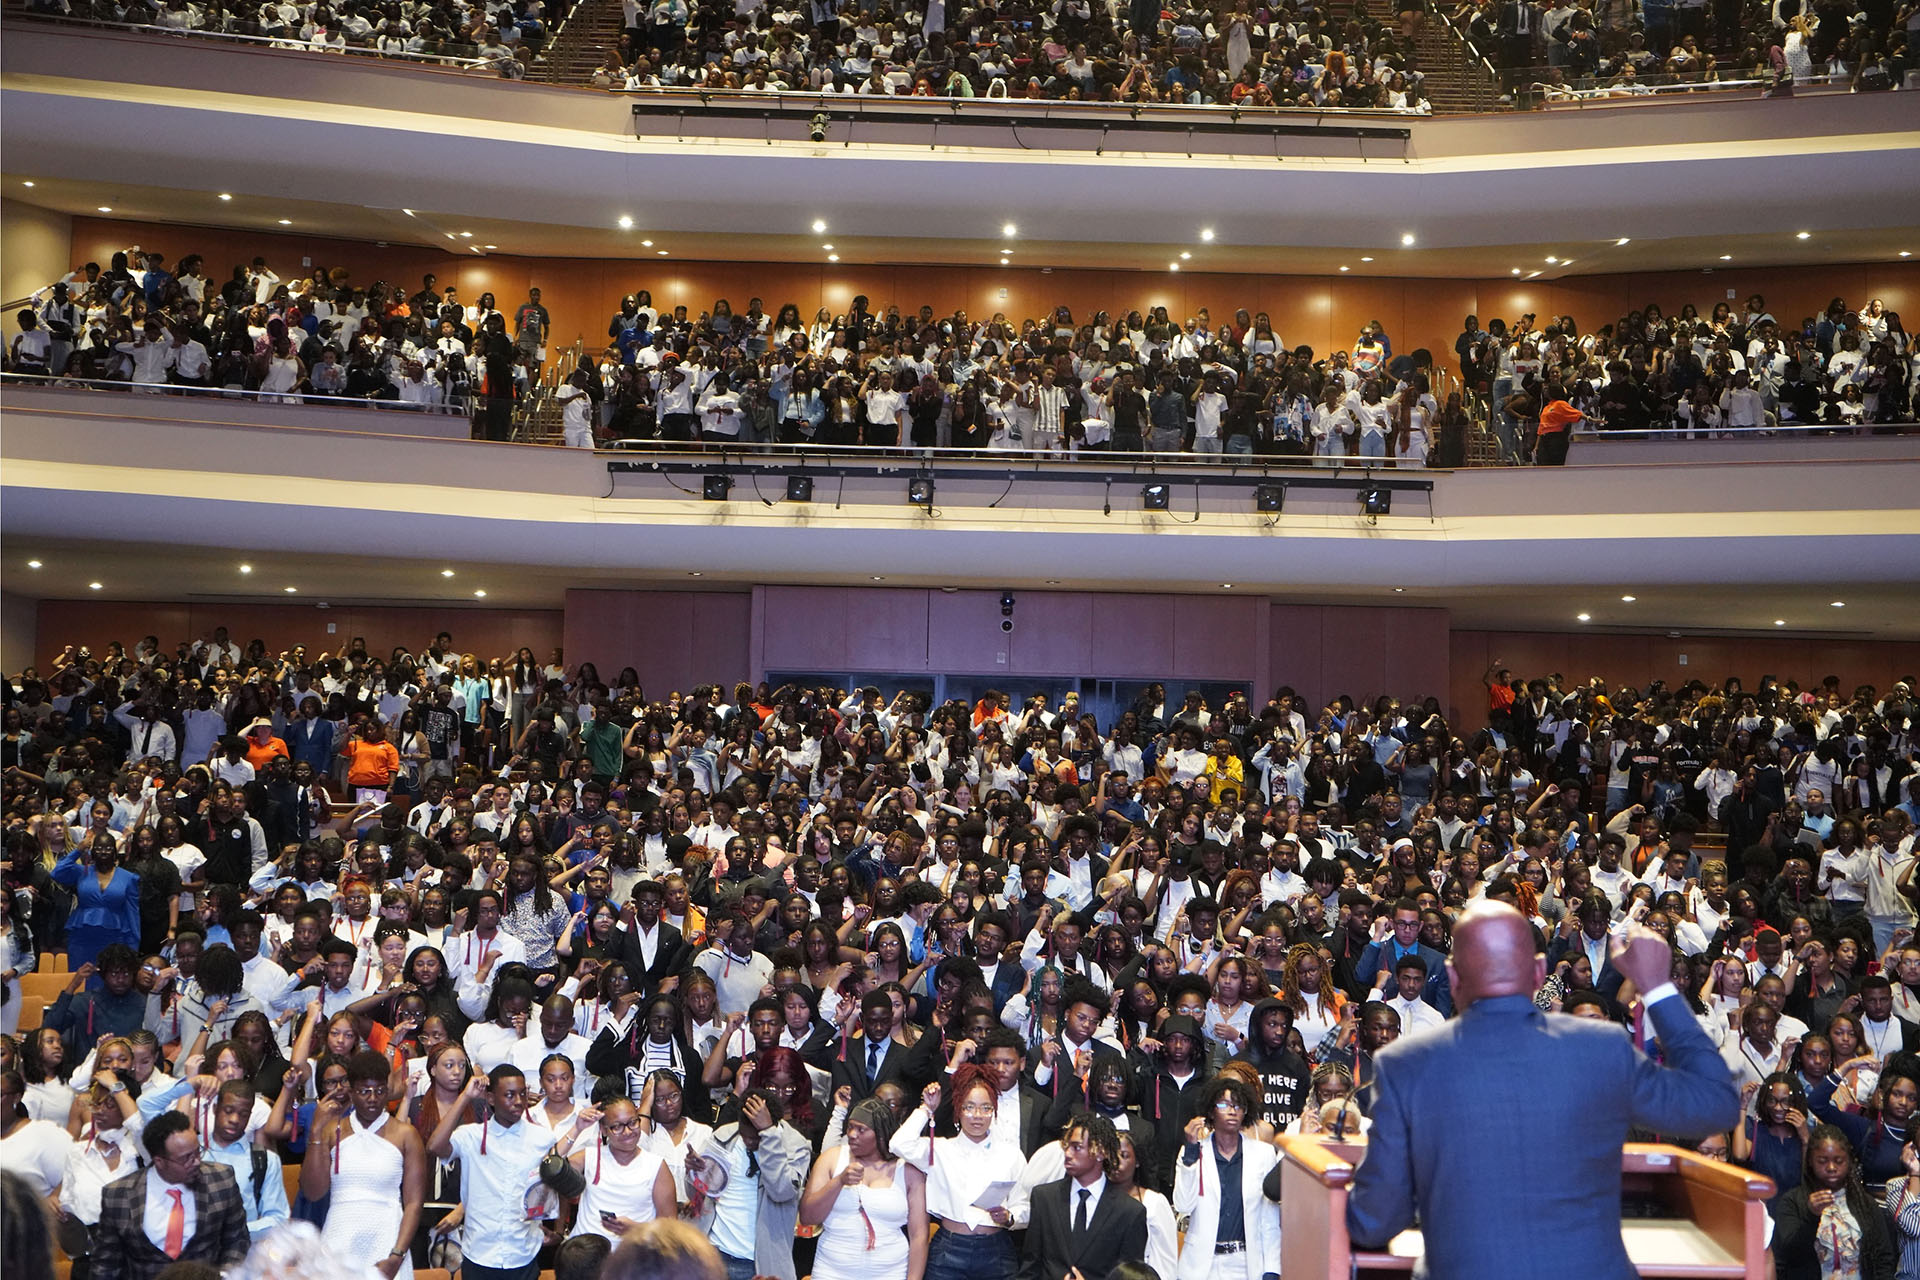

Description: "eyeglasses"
158 1147 203 1167
605 1120 642 1133
960 1103 997 1116
1213 1100 1246 1113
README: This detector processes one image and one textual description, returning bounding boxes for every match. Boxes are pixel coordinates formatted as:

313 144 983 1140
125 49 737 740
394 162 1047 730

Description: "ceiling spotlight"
785 475 814 502
473 590 487 598
1393 587 1406 593
1401 233 1416 246
1254 484 1285 512
688 571 703 577
1179 252 1191 260
1200 228 1215 242
1797 231 1811 240
239 563 252 574
1220 583 1233 590
1545 255 1559 264
1616 237 1630 245
1831 600 1846 608
1360 256 1374 262
1169 263 1180 272
999 259 1009 267
278 219 292 226
1902 251 1913 258
812 219 827 233
27 560 43 569
403 208 415 216
459 231 472 238
657 250 668 256
1577 612 1592 622
1002 223 1017 236
1620 594 1636 602
97 206 112 213
22 181 34 188
1511 268 1522 275
1560 260 1573 267
828 255 840 262
1340 266 1350 272
1719 254 1732 261
283 586 297 593
821 243 834 251
1360 487 1391 520
89 581 103 590
641 239 653 247
1142 482 1171 511
618 215 634 229
907 476 935 512
871 576 886 582
1528 271 1543 279
1775 619 1787 626
218 193 232 201
703 474 732 501
484 244 496 250
441 569 455 578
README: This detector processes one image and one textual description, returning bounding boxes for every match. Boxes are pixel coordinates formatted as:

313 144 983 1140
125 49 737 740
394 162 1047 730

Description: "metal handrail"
1571 420 1919 439
7 11 496 70
0 371 468 413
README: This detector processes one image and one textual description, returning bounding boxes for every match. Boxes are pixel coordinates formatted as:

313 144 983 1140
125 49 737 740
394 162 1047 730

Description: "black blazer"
1017 1177 1149 1280
829 1031 940 1102
613 920 688 997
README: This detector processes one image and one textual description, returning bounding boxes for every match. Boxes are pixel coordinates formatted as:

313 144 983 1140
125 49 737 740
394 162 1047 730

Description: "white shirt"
509 1032 595 1101
893 1107 1028 1230
1 1118 72 1196
1384 992 1445 1037
145 1171 198 1254
447 1118 552 1267
61 1125 145 1225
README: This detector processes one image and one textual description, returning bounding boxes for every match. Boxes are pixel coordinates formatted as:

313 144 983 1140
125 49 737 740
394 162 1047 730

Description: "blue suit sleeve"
1633 994 1741 1139
1345 1047 1418 1248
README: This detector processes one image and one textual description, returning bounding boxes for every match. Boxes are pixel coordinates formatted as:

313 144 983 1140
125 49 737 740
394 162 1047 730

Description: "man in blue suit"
1347 900 1739 1280
1353 898 1453 1016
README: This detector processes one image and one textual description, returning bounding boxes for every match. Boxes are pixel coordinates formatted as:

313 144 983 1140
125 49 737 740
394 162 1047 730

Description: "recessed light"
1393 587 1405 593
687 571 703 577
459 231 472 238
239 564 252 574
27 560 43 569
473 590 487 598
1616 237 1630 245
999 260 1009 267
1560 260 1573 267
1620 594 1635 602
284 586 297 594
403 208 415 216
1200 228 1215 242
811 219 827 233
821 243 833 251
1900 251 1913 258
1179 252 1191 260
22 181 34 188
1576 613 1591 622
1220 583 1233 589
1045 579 1062 585
1400 233 1416 246
641 239 653 247
218 193 232 201
1360 256 1373 262
89 582 103 590
657 250 668 256
1169 263 1180 272
1002 223 1017 236
1511 268 1521 275
827 254 839 262
1528 271 1543 279
97 206 111 213
1797 231 1811 240
441 569 455 578
618 215 634 229
278 219 292 226
1340 266 1350 272
871 575 885 581
483 244 496 249
1831 600 1846 608
1719 254 1732 261
1775 619 1787 626
1545 255 1559 264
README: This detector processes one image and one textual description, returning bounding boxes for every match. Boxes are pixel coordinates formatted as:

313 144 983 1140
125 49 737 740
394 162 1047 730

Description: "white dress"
568 1143 668 1242
320 1112 413 1280
810 1148 910 1280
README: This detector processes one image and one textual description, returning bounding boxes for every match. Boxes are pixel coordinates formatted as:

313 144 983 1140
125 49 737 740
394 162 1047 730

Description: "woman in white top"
1172 1076 1280 1280
801 1095 927 1280
892 1066 1026 1280
59 1074 145 1240
258 337 304 403
1114 1130 1179 1280
0 1069 71 1198
526 1052 598 1155
635 1071 715 1214
567 1099 676 1241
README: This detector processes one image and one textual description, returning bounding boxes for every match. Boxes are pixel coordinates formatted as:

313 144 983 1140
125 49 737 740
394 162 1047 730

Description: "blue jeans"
720 1253 757 1280
464 1263 540 1280
1359 431 1386 458
925 1230 1016 1280
1492 376 1515 458
1224 433 1253 455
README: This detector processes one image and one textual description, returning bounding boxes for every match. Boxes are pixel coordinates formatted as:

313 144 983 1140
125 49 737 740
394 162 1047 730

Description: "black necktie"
1075 1187 1090 1234
868 1041 883 1080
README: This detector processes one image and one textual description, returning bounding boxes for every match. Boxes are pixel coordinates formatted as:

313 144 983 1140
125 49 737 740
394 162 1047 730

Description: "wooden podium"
1272 1137 1775 1279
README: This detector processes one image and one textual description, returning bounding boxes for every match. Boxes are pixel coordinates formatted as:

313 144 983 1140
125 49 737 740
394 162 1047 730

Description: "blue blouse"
51 849 142 945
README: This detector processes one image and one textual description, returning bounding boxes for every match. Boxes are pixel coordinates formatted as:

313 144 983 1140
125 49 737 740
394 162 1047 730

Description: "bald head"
1447 900 1544 1008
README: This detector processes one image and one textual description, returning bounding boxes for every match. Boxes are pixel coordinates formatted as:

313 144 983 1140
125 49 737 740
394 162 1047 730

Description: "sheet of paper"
971 1180 1018 1210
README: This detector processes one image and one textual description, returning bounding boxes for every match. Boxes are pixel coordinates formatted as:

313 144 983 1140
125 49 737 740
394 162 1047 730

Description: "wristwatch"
106 1081 127 1095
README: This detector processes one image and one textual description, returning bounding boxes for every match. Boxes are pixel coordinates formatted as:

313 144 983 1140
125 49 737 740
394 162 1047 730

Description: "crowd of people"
10 246 1915 464
1 621 1918 1277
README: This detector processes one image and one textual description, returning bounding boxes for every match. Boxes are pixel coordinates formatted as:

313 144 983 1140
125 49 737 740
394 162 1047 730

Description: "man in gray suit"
1347 900 1739 1280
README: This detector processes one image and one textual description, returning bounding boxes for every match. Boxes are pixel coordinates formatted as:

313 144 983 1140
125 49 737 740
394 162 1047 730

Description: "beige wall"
1 591 42 675
1 199 73 307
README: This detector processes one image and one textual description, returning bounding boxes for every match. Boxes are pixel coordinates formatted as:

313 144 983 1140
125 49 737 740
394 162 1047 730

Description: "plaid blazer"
92 1162 251 1280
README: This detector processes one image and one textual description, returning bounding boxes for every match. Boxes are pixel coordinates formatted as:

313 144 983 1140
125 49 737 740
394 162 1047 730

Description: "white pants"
564 424 594 448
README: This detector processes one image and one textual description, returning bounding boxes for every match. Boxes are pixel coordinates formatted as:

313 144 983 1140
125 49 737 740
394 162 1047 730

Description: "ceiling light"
1719 254 1732 261
1902 251 1913 258
871 575 886 581
1576 613 1591 622
22 181 34 188
238 563 252 574
1831 600 1846 608
1616 237 1630 245
1169 263 1180 272
1528 271 1543 279
1400 233 1416 246
688 571 703 577
278 219 292 226
827 255 839 262
89 581 103 590
811 219 828 233
441 569 455 578
283 586 297 594
97 206 111 213
473 590 487 598
641 239 653 247
821 243 833 251
999 260 1009 267
1360 256 1373 262
1511 268 1522 275
218 193 232 201
1620 594 1636 602
1545 255 1558 264
1797 231 1811 240
1220 583 1233 590
1179 252 1191 260
1560 260 1573 267
27 559 43 569
403 208 415 216
1340 266 1350 272
1002 223 1017 236
618 215 634 229
459 231 472 238
1775 619 1787 626
484 244 496 250
1200 228 1215 242
1393 587 1405 593
657 250 668 256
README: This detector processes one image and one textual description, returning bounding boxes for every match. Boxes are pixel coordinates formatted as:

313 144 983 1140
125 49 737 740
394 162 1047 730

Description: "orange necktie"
164 1188 185 1258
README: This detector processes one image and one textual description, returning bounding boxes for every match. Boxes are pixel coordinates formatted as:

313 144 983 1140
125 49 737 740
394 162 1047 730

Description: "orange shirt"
344 739 401 787
1538 400 1584 436
244 735 289 770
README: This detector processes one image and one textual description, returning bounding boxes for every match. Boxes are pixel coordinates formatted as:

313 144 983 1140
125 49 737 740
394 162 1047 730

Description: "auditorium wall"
59 214 1920 380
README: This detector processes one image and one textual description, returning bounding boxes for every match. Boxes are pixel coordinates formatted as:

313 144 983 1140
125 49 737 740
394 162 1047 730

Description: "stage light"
907 477 935 511
785 475 814 502
1360 487 1391 517
1254 484 1285 513
1141 483 1171 511
703 474 732 501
